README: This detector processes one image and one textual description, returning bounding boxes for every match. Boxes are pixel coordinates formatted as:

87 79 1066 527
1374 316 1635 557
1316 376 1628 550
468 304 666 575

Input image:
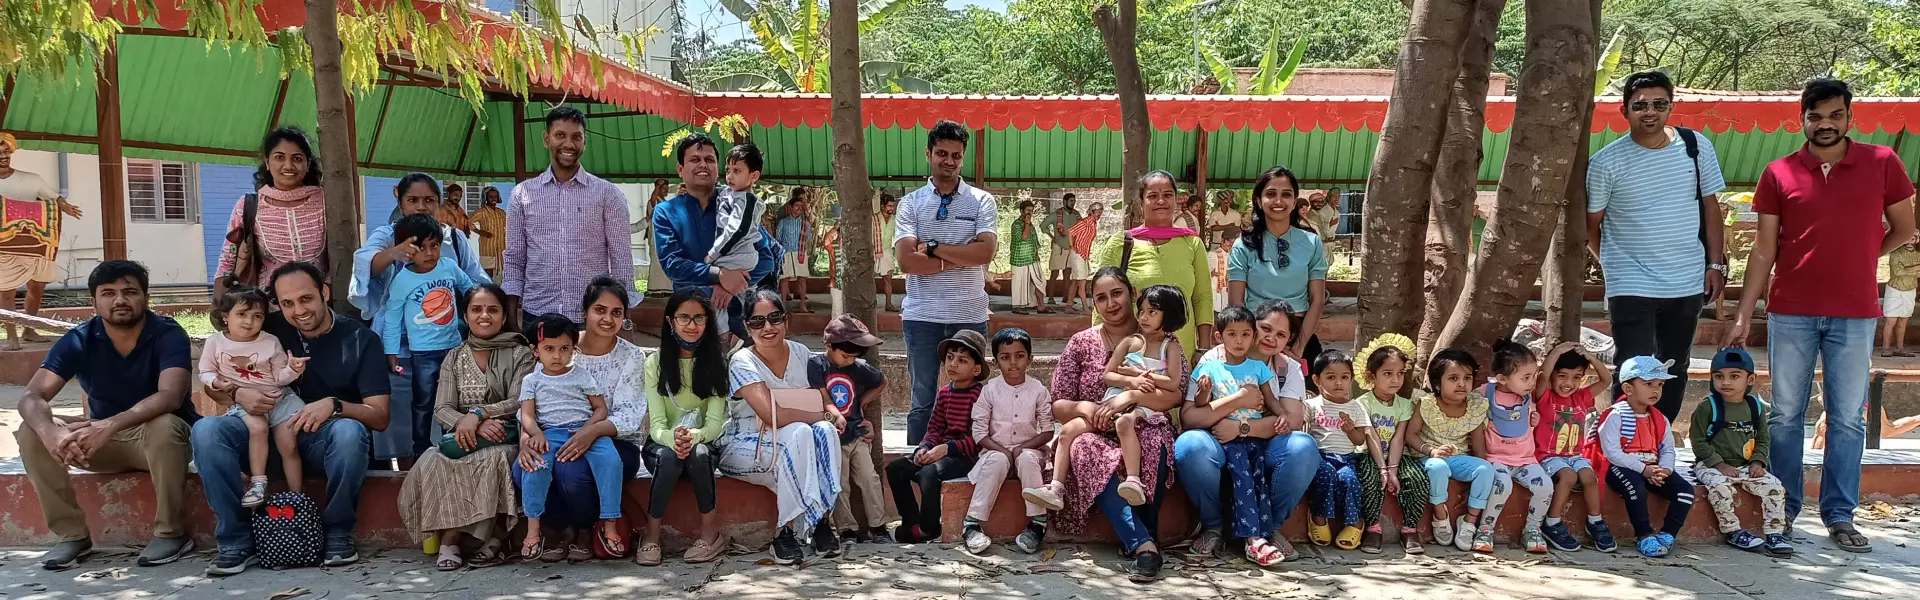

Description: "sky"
684 0 1007 44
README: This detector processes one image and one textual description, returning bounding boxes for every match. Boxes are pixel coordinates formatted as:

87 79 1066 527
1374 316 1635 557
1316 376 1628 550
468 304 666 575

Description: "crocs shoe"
1308 521 1333 546
1522 526 1548 554
1654 532 1676 552
1335 526 1364 551
1586 520 1619 553
1636 536 1669 558
1542 522 1581 552
1726 530 1764 552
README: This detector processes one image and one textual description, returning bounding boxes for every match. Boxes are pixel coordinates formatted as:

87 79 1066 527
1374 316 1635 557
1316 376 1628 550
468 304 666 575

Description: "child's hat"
823 314 883 348
1711 347 1756 374
936 330 990 370
1617 355 1677 384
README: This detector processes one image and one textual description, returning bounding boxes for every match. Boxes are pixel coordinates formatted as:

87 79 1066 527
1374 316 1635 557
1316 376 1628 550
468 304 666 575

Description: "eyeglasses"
744 311 789 330
1630 100 1672 113
669 314 704 327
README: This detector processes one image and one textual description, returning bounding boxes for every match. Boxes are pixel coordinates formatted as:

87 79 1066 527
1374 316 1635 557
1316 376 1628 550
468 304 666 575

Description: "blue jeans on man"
1173 429 1322 537
191 416 370 559
902 319 989 444
1766 313 1875 524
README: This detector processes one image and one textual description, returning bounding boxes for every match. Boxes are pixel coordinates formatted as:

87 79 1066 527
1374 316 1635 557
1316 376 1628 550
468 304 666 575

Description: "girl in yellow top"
1093 171 1214 356
1399 348 1509 553
636 289 732 565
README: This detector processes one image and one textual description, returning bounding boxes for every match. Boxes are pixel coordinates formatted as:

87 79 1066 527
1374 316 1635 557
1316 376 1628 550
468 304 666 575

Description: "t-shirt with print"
1306 395 1372 455
1534 387 1595 462
894 179 998 324
1587 130 1728 299
520 366 603 429
1358 391 1412 452
808 354 884 444
1753 141 1917 318
380 256 475 355
1890 245 1920 292
1187 352 1275 422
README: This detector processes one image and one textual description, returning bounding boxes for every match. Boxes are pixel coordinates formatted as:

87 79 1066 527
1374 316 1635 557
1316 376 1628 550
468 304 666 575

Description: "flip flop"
1828 522 1873 553
519 535 545 561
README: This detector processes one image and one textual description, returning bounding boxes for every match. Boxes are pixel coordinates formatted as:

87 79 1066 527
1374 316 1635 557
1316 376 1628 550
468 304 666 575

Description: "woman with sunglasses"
1092 171 1215 355
1228 166 1329 364
717 288 846 565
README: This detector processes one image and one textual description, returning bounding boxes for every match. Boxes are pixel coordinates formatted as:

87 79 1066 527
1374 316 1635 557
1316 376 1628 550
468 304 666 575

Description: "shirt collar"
1793 137 1860 170
537 167 599 188
926 177 972 200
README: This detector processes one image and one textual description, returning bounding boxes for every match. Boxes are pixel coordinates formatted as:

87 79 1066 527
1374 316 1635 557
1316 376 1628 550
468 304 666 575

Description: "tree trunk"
1434 0 1598 365
827 0 883 527
1543 0 1601 348
1094 0 1150 228
1359 0 1478 347
305 0 359 311
1419 0 1506 361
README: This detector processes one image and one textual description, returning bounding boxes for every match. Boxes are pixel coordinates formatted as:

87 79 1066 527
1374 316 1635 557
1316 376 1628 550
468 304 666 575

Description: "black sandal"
1828 522 1873 553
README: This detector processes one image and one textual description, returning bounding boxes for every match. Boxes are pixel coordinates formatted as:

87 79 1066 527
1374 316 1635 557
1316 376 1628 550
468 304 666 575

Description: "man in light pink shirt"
502 106 636 323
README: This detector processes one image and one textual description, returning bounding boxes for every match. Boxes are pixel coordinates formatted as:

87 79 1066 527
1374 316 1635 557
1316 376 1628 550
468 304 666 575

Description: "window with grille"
127 160 197 224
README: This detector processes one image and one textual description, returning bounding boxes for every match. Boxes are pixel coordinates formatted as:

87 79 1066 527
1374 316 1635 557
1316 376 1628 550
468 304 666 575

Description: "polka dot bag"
252 491 323 569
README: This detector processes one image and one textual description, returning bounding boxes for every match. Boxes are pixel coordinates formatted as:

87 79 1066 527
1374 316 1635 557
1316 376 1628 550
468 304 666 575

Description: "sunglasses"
1272 234 1292 270
936 191 956 221
744 311 789 330
1629 100 1672 113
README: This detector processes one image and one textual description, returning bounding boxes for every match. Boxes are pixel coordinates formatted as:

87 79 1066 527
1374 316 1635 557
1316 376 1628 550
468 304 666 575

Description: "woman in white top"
719 288 847 566
515 276 650 562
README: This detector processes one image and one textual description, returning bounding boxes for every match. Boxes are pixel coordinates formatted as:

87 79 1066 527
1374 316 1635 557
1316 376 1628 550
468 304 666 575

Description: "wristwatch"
1239 420 1251 436
470 407 486 420
330 398 344 418
1708 263 1728 274
924 240 941 258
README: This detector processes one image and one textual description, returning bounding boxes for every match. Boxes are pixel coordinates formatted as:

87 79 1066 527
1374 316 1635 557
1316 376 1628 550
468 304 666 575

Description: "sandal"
633 542 663 566
1828 522 1873 553
470 540 504 567
566 544 592 563
598 521 628 557
1308 521 1333 546
1191 529 1223 557
1245 538 1284 567
1270 536 1300 562
1402 528 1425 555
436 549 464 571
518 535 545 561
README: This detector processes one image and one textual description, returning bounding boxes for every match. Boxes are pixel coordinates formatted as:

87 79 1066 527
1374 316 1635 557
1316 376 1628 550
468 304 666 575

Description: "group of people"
8 72 1909 581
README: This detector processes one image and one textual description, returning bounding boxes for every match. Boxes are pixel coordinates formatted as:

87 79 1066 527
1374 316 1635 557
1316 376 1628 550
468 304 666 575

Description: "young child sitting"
1188 306 1285 565
1354 337 1432 555
1025 284 1187 510
1404 348 1509 553
962 328 1055 555
707 142 767 325
200 280 309 507
886 330 989 544
381 214 476 459
1535 342 1617 553
1590 355 1696 558
1691 348 1793 556
1484 339 1555 554
809 315 890 543
516 316 625 559
1305 350 1384 552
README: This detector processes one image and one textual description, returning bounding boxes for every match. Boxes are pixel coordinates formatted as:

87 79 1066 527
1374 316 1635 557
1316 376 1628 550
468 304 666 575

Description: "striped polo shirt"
894 178 998 324
1587 129 1727 299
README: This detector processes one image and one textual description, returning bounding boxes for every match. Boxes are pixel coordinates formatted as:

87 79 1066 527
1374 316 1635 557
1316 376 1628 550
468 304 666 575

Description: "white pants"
967 448 1047 521
1494 463 1555 529
1011 264 1045 307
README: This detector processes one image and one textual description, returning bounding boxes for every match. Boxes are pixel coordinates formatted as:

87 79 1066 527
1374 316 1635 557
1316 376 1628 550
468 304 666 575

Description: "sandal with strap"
1828 522 1873 554
599 521 628 557
1191 529 1223 557
1245 538 1284 567
436 548 464 572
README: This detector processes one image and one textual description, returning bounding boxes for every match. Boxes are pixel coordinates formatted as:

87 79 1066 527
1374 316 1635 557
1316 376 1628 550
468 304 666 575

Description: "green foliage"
1595 27 1625 96
706 0 929 93
1249 34 1307 95
0 0 121 82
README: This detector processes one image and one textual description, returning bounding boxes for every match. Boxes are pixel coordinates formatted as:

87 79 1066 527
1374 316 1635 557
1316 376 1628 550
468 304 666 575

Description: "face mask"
677 336 701 351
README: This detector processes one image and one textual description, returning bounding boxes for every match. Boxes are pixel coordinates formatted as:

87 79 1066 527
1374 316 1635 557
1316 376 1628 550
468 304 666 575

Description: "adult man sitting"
192 262 391 576
13 260 196 570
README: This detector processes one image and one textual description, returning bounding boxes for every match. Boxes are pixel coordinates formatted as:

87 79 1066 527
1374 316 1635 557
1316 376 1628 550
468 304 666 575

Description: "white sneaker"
240 480 268 508
1453 517 1477 552
1431 516 1454 546
963 526 991 554
1021 483 1065 512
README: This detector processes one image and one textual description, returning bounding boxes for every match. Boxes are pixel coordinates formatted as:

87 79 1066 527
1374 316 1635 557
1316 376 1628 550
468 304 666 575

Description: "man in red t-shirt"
1723 78 1917 554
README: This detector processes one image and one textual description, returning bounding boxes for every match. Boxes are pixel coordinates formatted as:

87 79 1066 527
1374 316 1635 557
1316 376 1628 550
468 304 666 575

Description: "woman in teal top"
1228 165 1329 363
635 288 731 565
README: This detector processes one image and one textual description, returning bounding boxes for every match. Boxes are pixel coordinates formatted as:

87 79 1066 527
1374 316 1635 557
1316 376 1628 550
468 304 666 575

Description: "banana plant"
1199 26 1306 95
706 0 929 93
1594 26 1625 96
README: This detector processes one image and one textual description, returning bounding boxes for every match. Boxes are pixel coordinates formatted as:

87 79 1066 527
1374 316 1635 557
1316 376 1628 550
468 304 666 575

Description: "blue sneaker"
1542 522 1581 552
1637 536 1669 558
1653 532 1676 551
1586 520 1619 553
1726 530 1764 551
1763 533 1794 557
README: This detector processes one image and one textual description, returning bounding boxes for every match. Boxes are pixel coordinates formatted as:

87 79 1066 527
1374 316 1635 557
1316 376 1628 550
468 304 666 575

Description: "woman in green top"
635 288 732 565
1094 171 1215 356
1010 199 1047 313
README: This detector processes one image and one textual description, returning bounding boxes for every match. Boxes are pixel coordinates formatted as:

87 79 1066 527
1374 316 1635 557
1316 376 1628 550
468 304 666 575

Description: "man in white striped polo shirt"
1585 71 1728 422
893 120 997 444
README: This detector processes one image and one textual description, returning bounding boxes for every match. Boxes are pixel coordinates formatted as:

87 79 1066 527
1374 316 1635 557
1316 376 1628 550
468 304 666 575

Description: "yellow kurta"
1091 232 1214 355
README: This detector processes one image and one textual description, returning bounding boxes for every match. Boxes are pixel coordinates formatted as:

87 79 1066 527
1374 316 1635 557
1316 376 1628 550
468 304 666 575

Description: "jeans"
192 415 370 556
902 320 988 444
885 454 975 538
1766 313 1875 524
1172 430 1320 535
519 439 641 531
1423 454 1497 509
643 442 717 518
1607 294 1703 422
403 349 450 457
518 428 623 520
1094 448 1172 554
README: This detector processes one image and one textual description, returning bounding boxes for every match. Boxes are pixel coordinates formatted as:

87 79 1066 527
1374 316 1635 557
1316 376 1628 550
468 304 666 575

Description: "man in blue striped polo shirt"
893 120 998 444
1585 71 1729 422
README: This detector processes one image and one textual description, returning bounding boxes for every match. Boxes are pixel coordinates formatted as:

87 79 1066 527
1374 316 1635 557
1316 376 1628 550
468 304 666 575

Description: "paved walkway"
3 511 1915 599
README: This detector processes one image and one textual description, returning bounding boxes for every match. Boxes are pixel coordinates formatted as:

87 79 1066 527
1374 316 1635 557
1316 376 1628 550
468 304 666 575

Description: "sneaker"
1726 530 1765 552
1021 483 1066 512
40 539 93 571
1014 523 1046 554
1636 535 1669 558
1471 528 1495 553
138 536 195 567
205 552 254 577
1430 517 1454 546
1763 533 1795 557
241 479 269 508
1542 522 1581 552
1453 517 1476 552
1586 520 1619 553
962 524 991 554
1127 550 1162 583
772 527 805 565
1653 531 1676 550
867 527 893 544
1521 526 1547 554
813 526 844 558
324 536 360 566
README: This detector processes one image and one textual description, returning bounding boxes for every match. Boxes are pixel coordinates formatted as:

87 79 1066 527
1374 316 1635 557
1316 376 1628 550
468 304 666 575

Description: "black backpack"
1675 127 1715 275
1702 391 1766 440
252 492 324 569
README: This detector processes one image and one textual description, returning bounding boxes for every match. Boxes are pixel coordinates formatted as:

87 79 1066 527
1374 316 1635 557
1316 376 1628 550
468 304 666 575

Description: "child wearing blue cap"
1587 355 1695 557
1689 348 1793 556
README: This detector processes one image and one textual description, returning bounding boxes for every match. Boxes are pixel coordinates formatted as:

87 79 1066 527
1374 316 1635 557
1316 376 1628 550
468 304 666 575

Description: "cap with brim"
1711 347 1755 373
823 314 884 347
936 329 991 378
1617 355 1677 384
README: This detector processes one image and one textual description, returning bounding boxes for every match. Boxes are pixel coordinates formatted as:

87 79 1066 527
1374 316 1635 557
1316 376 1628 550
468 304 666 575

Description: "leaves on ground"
267 588 310 600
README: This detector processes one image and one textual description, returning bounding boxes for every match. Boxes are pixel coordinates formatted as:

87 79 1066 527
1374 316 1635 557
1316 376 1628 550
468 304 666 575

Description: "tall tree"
1419 0 1507 360
827 0 885 520
305 0 357 310
1435 0 1597 362
1358 0 1479 346
1093 0 1151 226
1543 0 1603 347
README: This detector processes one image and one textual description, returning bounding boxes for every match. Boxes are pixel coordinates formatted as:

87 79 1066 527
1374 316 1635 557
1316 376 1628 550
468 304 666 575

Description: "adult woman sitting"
516 276 651 562
216 126 327 291
718 288 846 566
1228 166 1329 364
1173 299 1322 563
1047 267 1178 582
1093 171 1214 354
396 283 532 570
634 288 730 565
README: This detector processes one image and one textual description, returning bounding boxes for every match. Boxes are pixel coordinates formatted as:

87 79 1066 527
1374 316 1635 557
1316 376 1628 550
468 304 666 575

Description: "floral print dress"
1049 327 1175 535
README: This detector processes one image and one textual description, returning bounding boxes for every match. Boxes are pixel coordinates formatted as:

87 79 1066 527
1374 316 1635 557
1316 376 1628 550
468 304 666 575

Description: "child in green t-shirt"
1689 348 1791 557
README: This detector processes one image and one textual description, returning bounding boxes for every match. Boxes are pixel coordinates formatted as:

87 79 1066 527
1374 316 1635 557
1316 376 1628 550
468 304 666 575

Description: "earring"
622 319 634 331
